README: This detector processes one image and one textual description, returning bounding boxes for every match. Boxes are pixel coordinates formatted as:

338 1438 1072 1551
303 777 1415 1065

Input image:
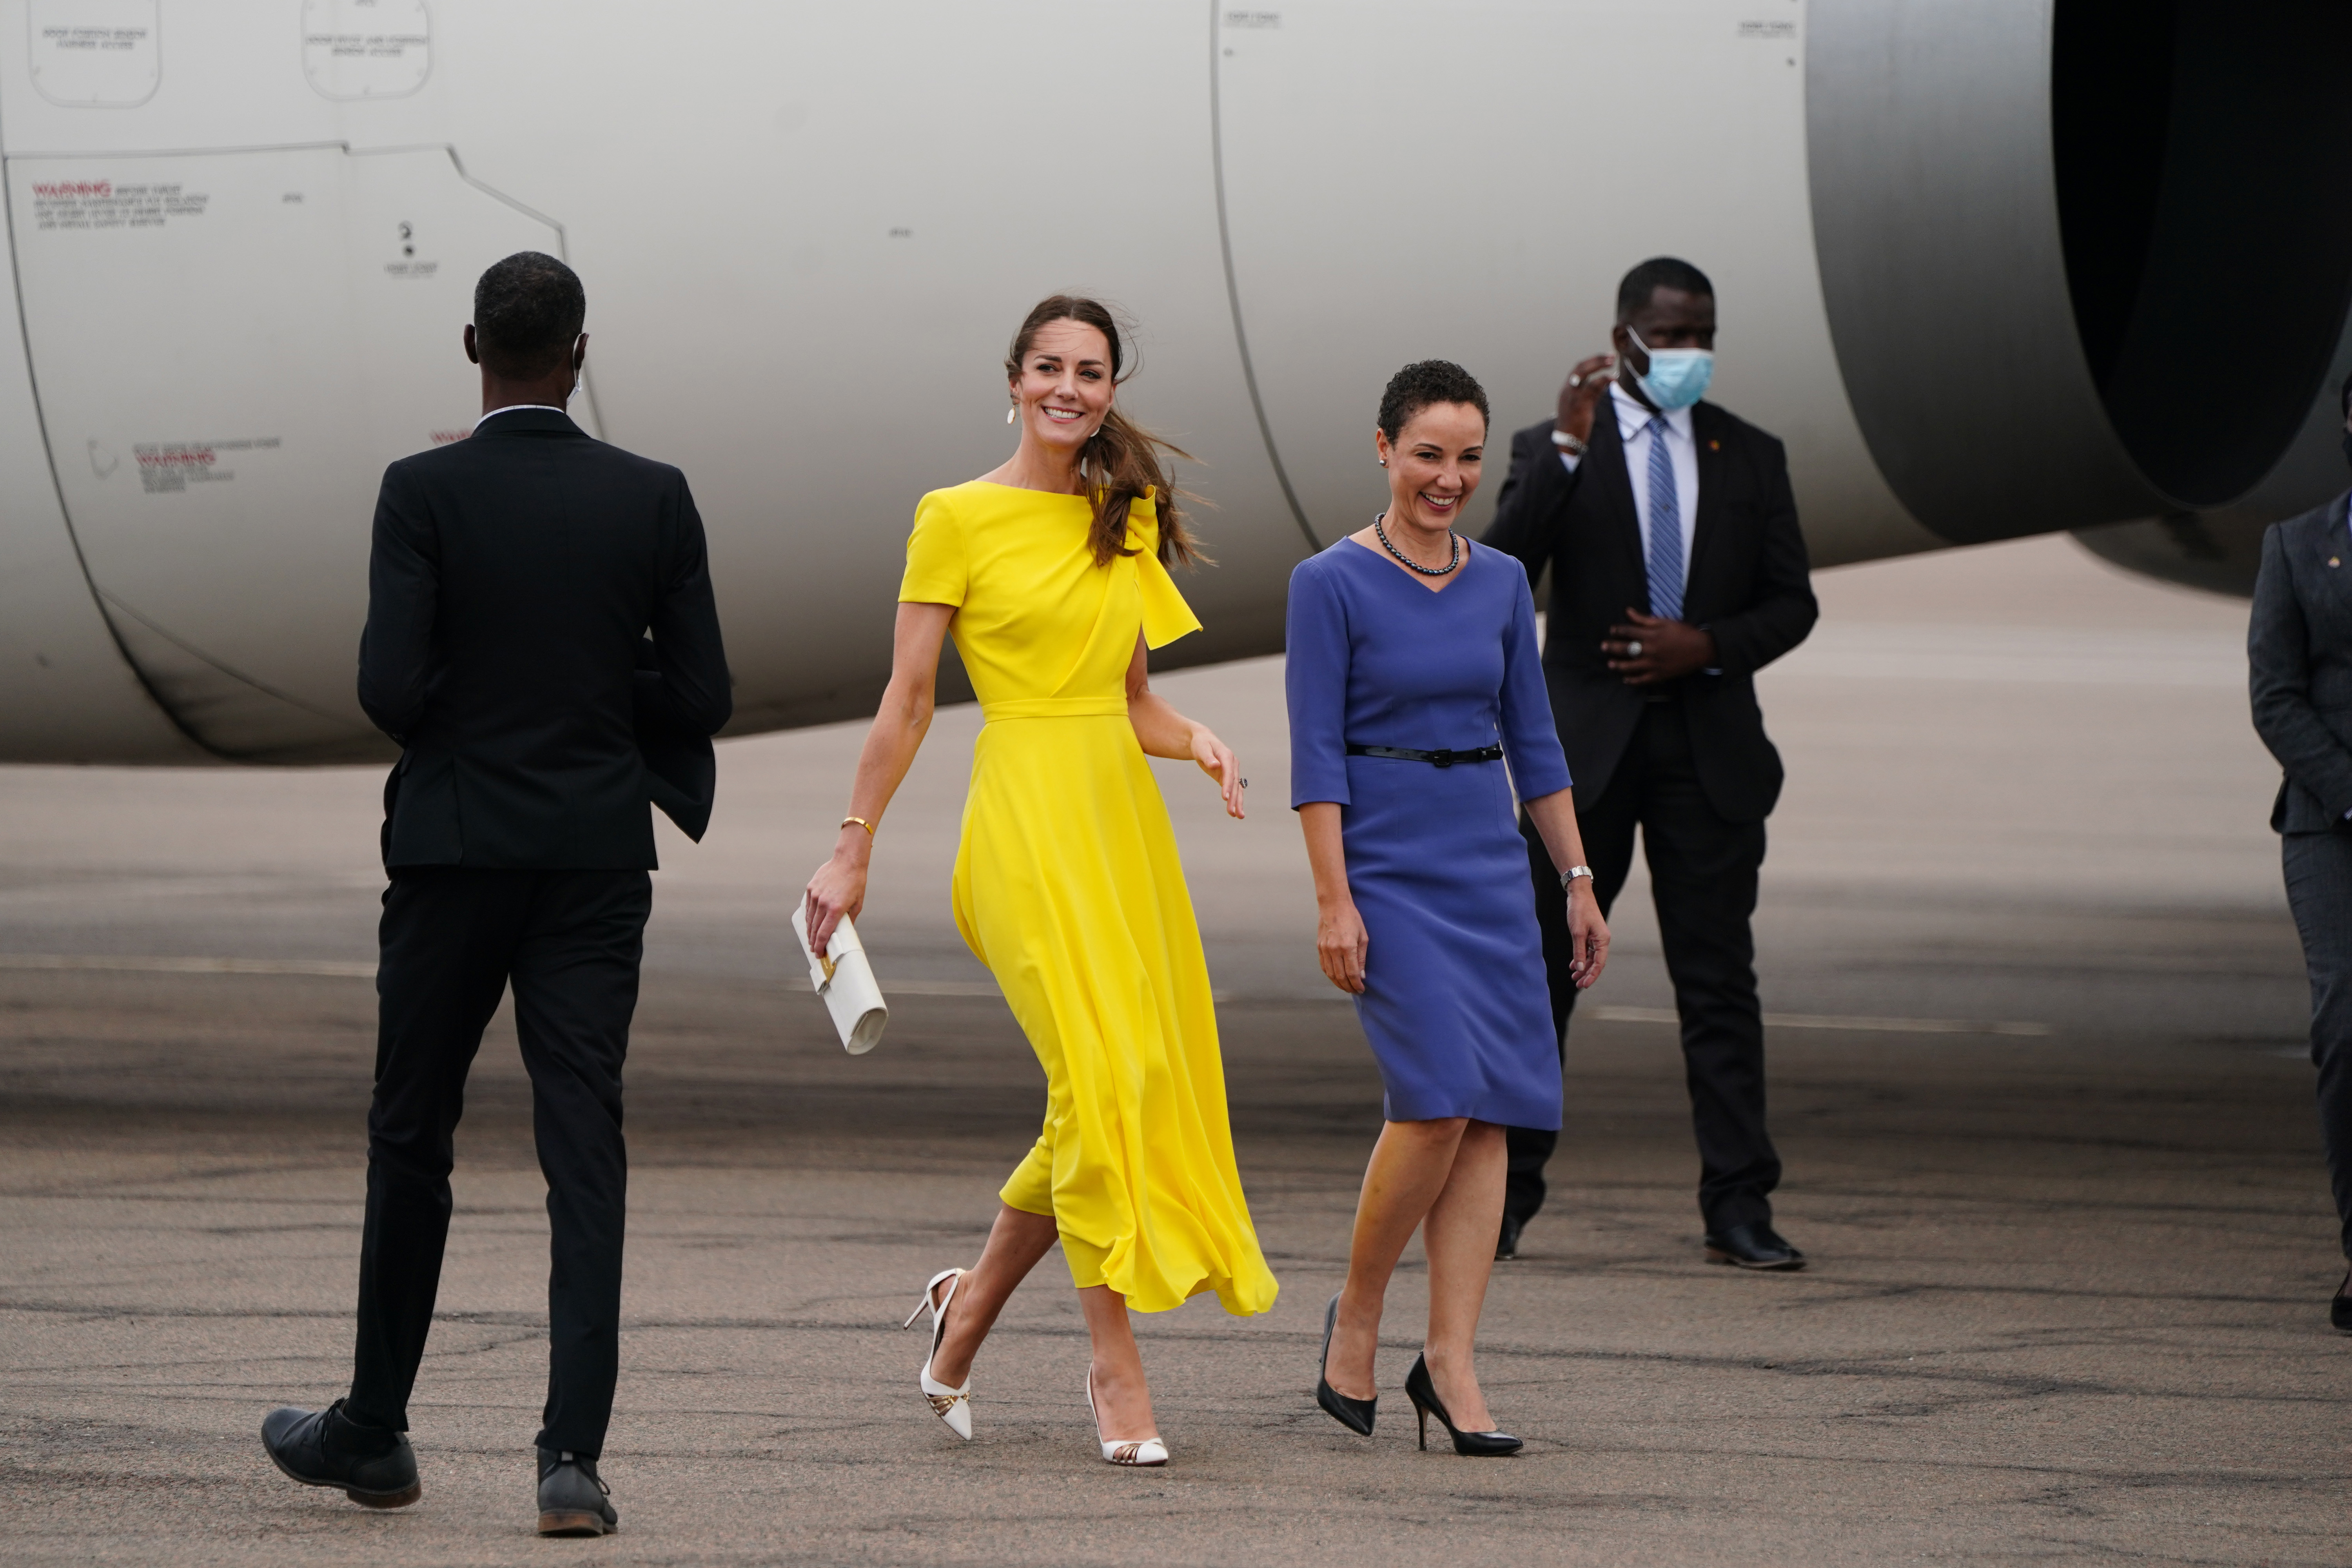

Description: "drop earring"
1007 403 1018 425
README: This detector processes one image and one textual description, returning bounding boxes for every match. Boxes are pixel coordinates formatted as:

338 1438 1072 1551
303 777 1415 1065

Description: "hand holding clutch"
790 904 888 1055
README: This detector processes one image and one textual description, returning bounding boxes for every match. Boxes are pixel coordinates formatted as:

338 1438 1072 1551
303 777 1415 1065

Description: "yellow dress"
899 480 1279 1318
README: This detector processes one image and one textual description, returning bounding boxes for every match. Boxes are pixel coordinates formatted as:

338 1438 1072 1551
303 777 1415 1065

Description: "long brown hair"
1005 295 1203 568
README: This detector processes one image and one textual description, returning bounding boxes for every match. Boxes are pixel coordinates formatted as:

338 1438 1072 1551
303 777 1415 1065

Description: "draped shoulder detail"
1125 494 1201 651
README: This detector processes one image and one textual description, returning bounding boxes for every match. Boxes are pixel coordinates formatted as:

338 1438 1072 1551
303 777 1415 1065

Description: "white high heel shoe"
902 1267 973 1440
1084 1370 1168 1467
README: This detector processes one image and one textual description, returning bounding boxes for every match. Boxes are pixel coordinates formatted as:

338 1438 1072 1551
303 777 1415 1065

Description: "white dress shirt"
471 402 570 431
1559 382 1699 603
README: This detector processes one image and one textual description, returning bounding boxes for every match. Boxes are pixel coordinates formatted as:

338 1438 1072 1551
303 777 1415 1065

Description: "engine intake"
1811 0 2352 566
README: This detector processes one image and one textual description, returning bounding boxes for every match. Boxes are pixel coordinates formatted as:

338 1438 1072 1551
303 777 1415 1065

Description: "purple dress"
1286 539 1571 1128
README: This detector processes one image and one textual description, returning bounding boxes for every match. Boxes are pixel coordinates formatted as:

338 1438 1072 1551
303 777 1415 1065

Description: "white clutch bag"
790 906 888 1056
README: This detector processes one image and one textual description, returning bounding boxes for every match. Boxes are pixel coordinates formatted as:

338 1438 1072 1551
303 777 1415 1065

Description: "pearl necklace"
1373 512 1461 577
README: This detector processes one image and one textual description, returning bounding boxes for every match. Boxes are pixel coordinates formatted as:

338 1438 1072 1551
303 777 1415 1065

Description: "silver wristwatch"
1559 865 1594 891
1549 427 1588 456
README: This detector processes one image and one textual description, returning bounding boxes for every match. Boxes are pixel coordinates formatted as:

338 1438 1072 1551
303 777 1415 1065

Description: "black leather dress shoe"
1495 1212 1524 1261
1704 1223 1807 1271
260 1399 420 1507
2332 1272 2351 1333
538 1448 618 1537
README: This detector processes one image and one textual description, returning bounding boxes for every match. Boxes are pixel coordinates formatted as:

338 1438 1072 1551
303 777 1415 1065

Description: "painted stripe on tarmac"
1592 1004 2051 1037
0 953 375 978
0 957 2053 1036
0 957 1031 999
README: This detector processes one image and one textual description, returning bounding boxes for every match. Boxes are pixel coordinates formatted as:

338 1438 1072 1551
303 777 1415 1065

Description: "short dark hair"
1377 359 1489 443
472 251 584 378
1616 256 1714 323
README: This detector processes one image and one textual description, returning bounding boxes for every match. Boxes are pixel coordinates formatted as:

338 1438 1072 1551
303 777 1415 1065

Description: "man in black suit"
261 252 731 1534
2247 374 2352 1334
1482 257 1817 1269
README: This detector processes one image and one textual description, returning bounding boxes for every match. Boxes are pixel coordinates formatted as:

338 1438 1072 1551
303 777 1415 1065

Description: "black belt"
1346 744 1503 768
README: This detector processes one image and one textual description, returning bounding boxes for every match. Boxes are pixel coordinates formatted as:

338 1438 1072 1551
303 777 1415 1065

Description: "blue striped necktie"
1644 415 1683 621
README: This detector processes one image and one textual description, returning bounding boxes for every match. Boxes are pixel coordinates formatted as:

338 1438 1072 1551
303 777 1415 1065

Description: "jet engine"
0 1 2341 764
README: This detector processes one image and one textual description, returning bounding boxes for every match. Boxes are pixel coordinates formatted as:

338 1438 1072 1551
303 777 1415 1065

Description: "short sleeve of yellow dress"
897 482 1277 1318
899 488 969 607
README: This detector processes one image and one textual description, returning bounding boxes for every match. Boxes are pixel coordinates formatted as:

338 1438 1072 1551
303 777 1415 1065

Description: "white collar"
472 403 571 431
1610 381 1693 442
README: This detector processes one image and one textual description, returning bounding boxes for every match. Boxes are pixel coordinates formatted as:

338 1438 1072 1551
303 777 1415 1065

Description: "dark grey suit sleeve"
2250 522 2352 818
647 473 732 737
1703 436 1817 675
356 463 436 743
1481 422 1579 584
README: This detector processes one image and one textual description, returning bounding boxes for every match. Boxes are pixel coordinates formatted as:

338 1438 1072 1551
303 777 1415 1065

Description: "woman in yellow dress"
802 296 1278 1467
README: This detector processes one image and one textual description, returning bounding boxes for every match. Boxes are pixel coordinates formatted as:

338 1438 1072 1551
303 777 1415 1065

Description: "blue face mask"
1624 326 1713 411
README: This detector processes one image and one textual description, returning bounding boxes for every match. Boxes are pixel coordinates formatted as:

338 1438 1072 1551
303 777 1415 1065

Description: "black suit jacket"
358 408 732 869
2249 491 2352 835
1481 401 1816 822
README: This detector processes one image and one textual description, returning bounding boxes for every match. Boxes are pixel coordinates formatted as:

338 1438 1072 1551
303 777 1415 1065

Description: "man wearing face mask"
1481 256 1818 1268
2246 371 2352 1334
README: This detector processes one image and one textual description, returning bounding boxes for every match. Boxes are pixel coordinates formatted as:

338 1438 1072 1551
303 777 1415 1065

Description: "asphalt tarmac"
1 535 2343 1565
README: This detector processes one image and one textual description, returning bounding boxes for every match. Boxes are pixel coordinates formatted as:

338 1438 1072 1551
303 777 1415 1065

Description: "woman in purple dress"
1288 360 1610 1456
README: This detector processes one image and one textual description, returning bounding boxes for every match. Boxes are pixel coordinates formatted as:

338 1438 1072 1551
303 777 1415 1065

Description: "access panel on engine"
9 143 574 760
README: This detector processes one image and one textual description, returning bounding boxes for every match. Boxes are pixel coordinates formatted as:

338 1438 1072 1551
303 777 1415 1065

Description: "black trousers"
1510 702 1781 1235
345 867 650 1457
2282 829 2352 1261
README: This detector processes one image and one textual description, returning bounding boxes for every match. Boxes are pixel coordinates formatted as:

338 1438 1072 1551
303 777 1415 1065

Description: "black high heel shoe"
1404 1354 1521 1456
1315 1292 1376 1436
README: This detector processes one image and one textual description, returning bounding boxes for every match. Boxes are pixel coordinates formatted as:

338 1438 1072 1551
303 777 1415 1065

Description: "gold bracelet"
841 815 875 837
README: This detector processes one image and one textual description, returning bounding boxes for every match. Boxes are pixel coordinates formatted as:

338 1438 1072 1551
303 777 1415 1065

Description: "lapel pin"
1708 439 1720 451
2332 557 2342 568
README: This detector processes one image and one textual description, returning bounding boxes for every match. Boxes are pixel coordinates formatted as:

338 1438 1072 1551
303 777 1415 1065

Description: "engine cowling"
2 1 2345 765
1809 0 2352 592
